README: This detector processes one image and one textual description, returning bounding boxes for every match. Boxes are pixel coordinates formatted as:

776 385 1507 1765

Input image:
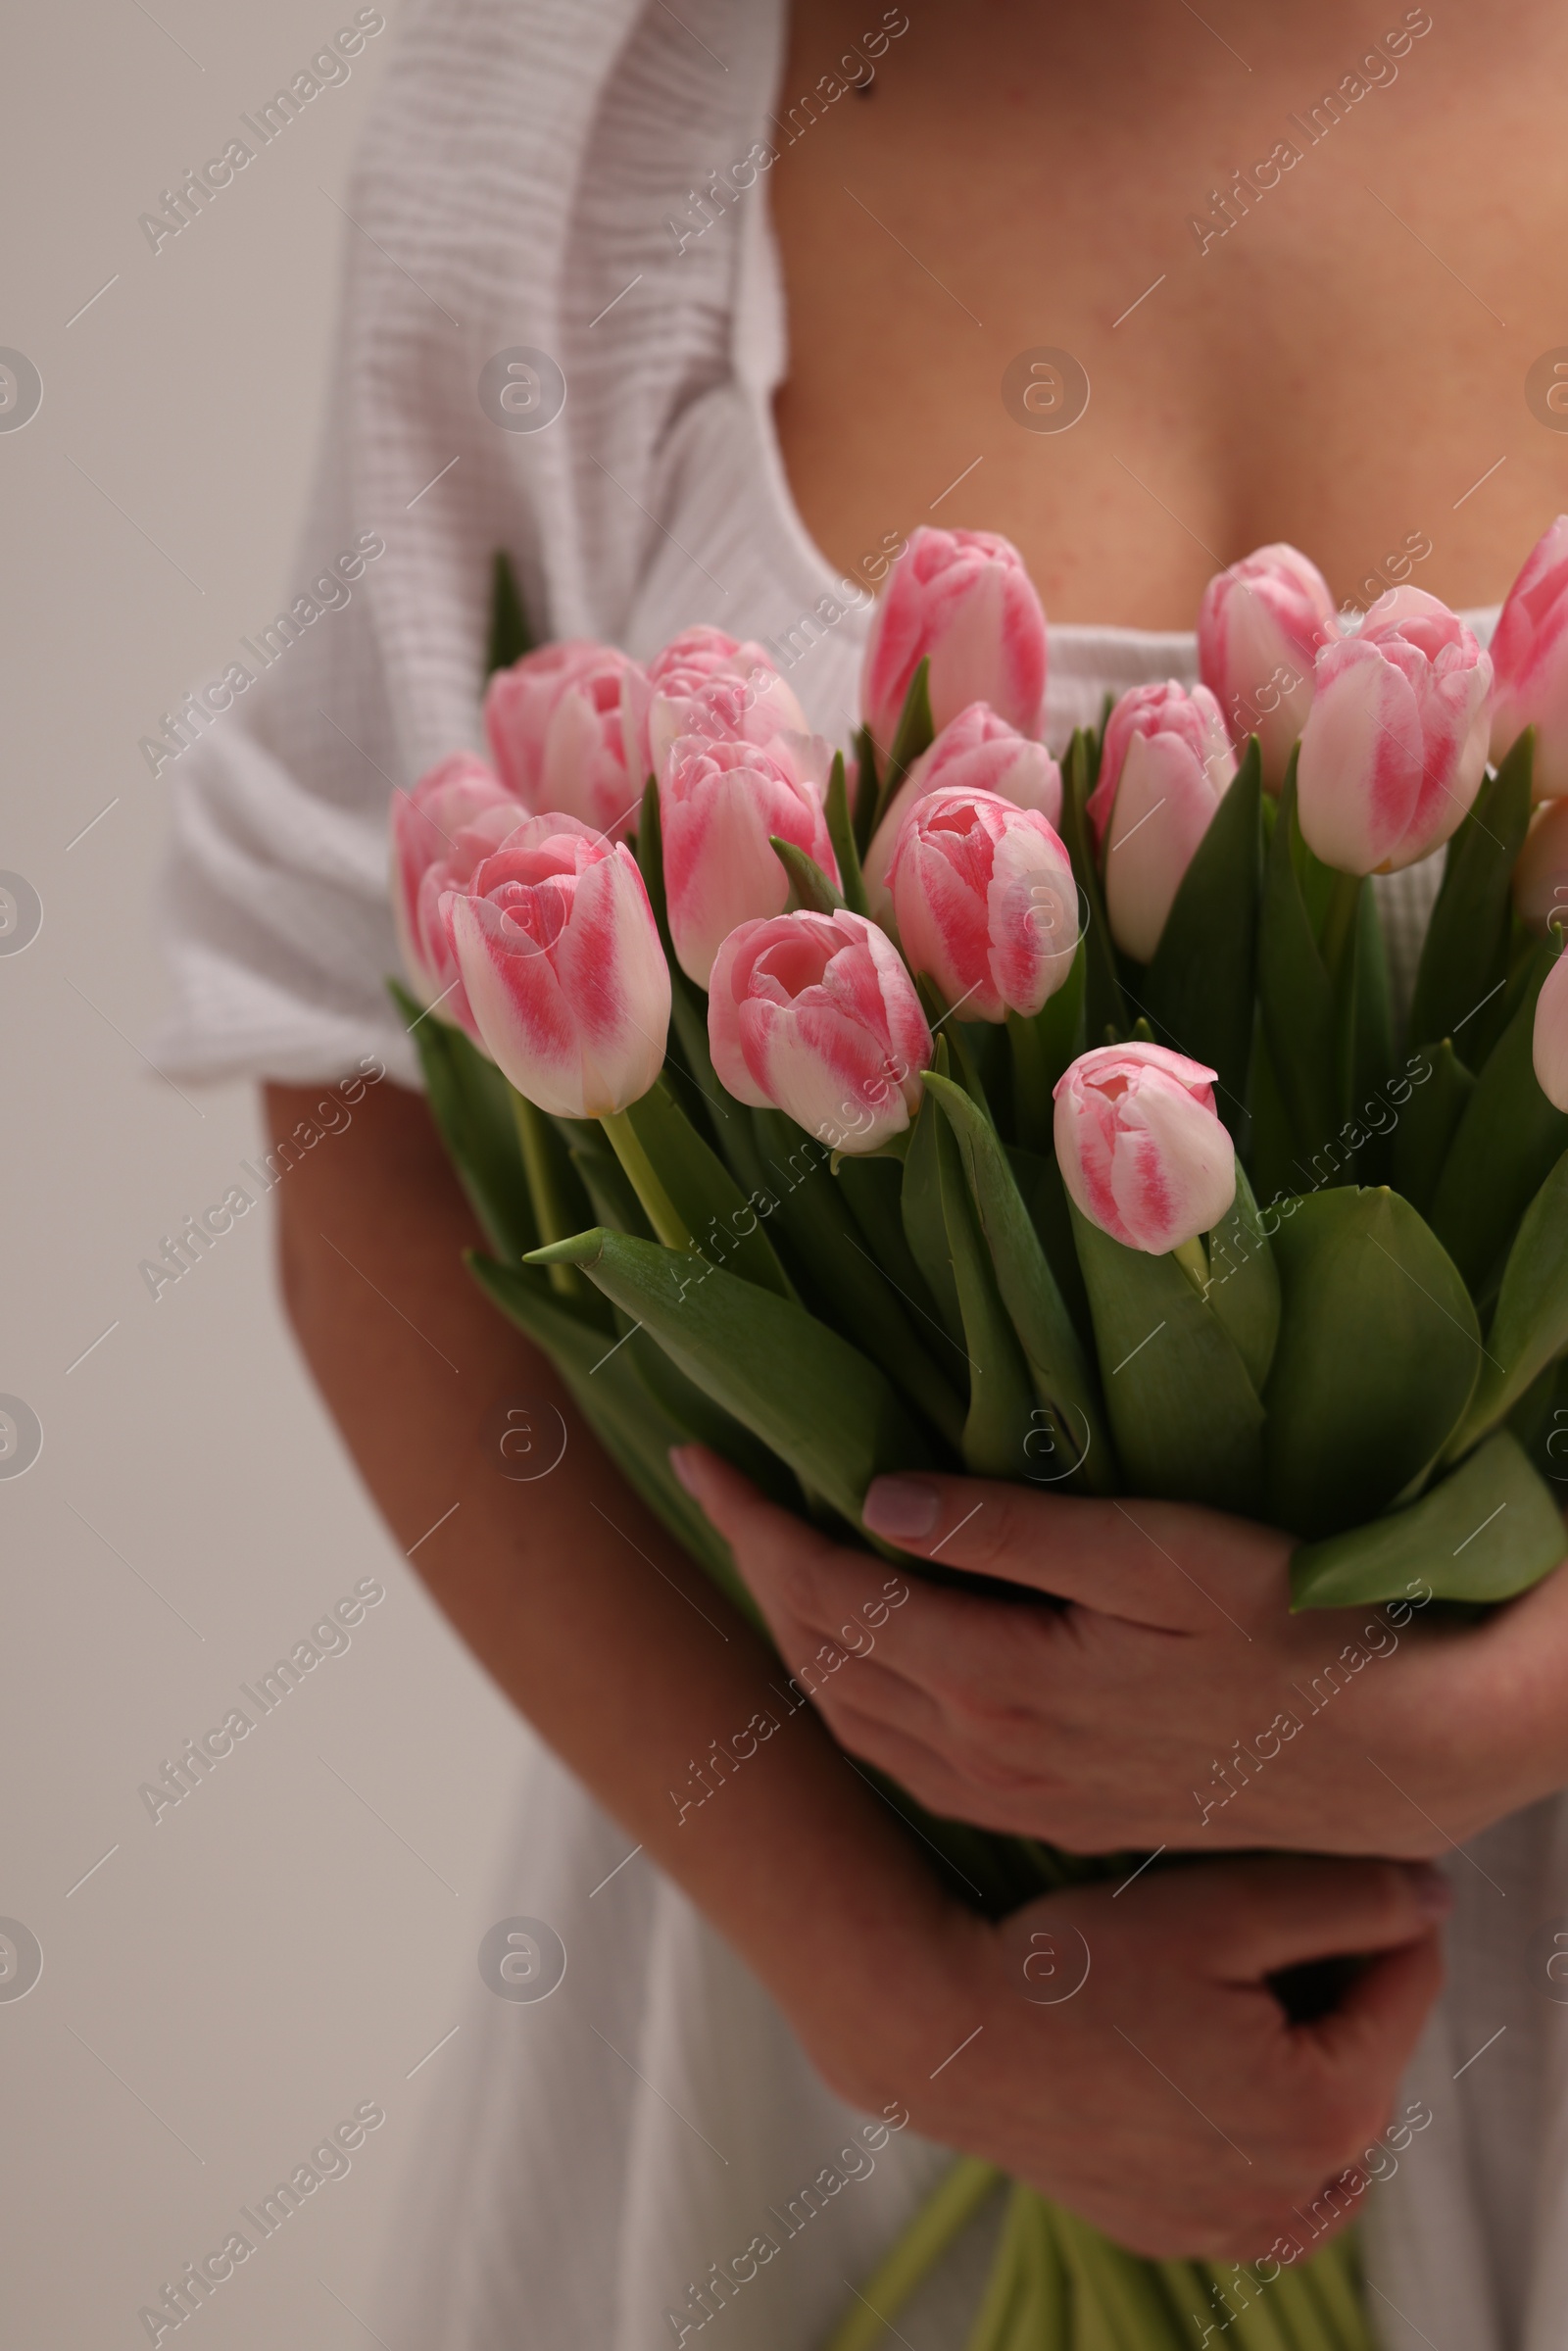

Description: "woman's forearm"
263 1078 956 2094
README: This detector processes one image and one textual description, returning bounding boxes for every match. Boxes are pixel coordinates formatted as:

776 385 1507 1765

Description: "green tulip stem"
1171 1236 1210 1296
820 2158 1004 2351
1319 868 1363 984
509 1088 583 1298
600 1107 696 1252
1005 1007 1054 1159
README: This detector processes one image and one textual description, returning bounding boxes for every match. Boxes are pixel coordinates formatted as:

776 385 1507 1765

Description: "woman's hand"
671 1447 1568 1858
267 1081 1447 2263
822 1850 1447 2264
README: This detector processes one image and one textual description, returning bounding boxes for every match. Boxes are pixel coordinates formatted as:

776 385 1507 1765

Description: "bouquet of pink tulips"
389 522 1568 2350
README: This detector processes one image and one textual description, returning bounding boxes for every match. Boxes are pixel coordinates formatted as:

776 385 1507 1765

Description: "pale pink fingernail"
1404 1863 1453 1921
668 1445 703 1499
863 1476 940 1539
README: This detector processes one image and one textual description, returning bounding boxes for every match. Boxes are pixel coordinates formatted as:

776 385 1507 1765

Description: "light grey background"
0 6 529 2342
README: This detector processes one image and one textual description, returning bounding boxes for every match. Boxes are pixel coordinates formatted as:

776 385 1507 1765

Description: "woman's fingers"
1174 1853 1452 1984
861 1471 1292 1633
671 1442 1066 1710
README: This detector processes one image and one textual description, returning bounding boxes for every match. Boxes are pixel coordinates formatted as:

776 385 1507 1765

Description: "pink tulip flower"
1534 948 1568 1112
1198 543 1341 789
1086 682 1237 962
1490 515 1568 799
860 527 1049 757
484 640 651 841
442 813 669 1117
661 735 841 988
643 625 810 787
1054 1043 1237 1254
708 909 932 1152
390 754 526 1035
1296 588 1494 874
1514 800 1568 934
888 787 1079 1022
863 702 1063 920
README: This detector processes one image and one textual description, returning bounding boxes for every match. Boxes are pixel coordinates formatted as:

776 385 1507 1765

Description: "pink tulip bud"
888 787 1079 1022
661 735 841 988
1514 800 1568 934
1489 515 1568 799
1198 543 1341 789
860 528 1048 757
643 625 810 787
1296 588 1494 875
1054 1043 1237 1254
1534 948 1568 1112
390 754 526 1036
863 702 1063 919
708 909 932 1152
442 814 670 1117
1086 682 1236 962
484 640 651 841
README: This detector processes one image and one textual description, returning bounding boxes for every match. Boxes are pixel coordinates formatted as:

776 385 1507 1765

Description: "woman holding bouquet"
156 0 1568 2344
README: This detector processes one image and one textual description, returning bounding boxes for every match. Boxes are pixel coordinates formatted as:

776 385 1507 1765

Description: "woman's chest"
767 3 1568 624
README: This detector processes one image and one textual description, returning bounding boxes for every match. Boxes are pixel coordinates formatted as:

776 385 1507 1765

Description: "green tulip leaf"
606 1076 797 1299
903 1086 966 1347
1264 1188 1481 1540
1139 736 1263 1135
748 1106 967 1450
1292 1430 1566 1609
1258 763 1338 1163
850 723 880 856
1448 1147 1568 1455
1007 1143 1097 1358
485 547 533 675
1058 727 1125 1045
1006 942 1086 1159
1066 1200 1265 1515
522 1227 930 1532
564 1125 653 1239
832 1151 945 1333
932 1097 1041 1480
1335 877 1395 1184
1408 731 1535 1062
771 834 848 916
1429 935 1568 1298
467 1251 763 1628
825 751 869 916
389 978 539 1268
875 656 935 822
925 1070 1114 1494
1388 1040 1476 1219
1200 1160 1281 1395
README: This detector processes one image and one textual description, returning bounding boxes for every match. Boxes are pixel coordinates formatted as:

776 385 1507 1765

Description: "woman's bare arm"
263 1074 1448 2260
264 1075 956 2055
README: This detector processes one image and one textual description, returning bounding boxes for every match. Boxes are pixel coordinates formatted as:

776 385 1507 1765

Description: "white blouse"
153 5 1567 2346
